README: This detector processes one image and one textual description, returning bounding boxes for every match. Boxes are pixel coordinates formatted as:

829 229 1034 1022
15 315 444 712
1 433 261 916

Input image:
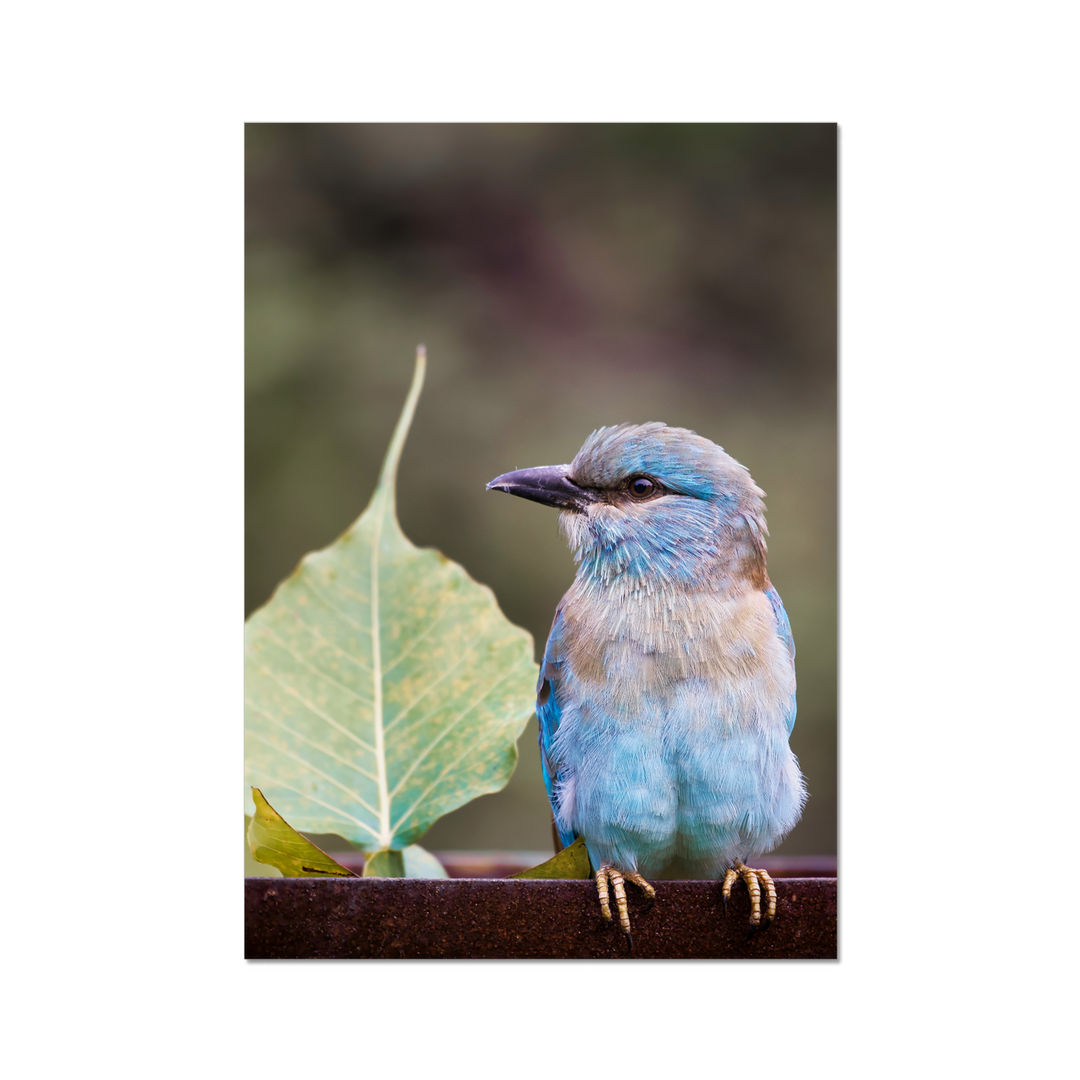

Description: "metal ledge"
245 877 837 959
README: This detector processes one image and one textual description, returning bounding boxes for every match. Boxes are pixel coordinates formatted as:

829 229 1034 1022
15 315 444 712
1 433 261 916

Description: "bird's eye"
628 477 656 499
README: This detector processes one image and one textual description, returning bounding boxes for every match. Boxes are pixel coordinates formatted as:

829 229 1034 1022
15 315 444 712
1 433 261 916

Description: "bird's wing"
537 601 578 849
764 585 799 735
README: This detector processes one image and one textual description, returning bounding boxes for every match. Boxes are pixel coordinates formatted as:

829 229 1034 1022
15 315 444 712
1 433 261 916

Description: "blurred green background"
246 123 836 857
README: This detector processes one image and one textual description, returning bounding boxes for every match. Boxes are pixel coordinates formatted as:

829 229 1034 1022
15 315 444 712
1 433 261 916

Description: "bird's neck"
565 508 768 600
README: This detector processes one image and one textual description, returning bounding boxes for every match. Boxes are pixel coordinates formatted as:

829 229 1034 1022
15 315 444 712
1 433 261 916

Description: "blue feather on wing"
764 584 798 735
537 605 579 850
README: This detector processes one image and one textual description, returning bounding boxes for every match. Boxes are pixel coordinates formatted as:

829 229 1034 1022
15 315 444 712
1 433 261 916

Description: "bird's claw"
595 865 655 948
722 860 777 929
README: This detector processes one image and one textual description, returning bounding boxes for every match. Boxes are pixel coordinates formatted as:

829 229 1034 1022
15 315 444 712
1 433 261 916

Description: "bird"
487 422 807 947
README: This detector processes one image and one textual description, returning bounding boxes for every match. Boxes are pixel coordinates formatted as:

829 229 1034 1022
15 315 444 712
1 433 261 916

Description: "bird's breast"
558 581 793 725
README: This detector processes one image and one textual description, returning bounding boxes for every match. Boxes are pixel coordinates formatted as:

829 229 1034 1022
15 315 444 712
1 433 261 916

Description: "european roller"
488 422 806 945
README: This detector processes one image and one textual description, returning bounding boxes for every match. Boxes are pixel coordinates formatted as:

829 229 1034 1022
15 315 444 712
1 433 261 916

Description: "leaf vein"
288 616 373 674
252 665 376 754
383 613 497 734
301 575 372 635
245 699 379 783
246 729 382 819
245 768 381 840
264 627 374 705
387 666 519 808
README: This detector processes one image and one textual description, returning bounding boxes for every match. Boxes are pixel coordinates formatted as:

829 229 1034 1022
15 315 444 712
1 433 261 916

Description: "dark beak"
486 465 597 511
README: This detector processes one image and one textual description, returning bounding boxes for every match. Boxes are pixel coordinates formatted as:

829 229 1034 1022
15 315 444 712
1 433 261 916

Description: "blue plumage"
489 422 806 936
536 607 574 849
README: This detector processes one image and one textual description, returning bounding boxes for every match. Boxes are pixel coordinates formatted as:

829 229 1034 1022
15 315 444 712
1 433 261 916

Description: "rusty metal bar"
245 877 836 959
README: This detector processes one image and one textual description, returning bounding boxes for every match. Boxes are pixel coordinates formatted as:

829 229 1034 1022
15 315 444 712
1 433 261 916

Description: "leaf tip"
375 348 428 501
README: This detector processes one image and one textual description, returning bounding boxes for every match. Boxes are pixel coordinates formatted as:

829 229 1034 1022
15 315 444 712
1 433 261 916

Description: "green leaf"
247 787 356 877
362 849 405 877
511 837 592 879
244 347 539 852
244 806 448 877
244 814 282 877
402 844 449 879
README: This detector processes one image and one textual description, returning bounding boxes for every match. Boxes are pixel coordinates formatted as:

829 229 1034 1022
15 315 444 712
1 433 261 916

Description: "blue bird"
488 423 806 944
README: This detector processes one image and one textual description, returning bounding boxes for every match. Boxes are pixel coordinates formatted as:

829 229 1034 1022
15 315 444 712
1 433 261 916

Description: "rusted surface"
245 877 836 959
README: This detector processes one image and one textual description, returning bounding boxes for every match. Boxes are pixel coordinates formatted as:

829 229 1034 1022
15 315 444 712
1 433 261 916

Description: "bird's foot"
722 859 777 930
595 865 656 948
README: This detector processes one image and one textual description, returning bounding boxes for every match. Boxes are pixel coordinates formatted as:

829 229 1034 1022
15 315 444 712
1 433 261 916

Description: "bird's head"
487 422 769 591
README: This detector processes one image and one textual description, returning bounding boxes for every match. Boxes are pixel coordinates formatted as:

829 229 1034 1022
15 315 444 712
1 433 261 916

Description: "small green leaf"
247 787 356 877
363 849 406 877
244 347 539 851
512 837 592 879
402 844 449 879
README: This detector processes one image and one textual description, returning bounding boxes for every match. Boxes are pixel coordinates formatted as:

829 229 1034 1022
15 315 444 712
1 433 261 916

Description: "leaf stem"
370 346 427 847
378 345 427 520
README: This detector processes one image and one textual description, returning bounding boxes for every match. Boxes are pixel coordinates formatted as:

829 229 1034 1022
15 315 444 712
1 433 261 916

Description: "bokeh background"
246 123 836 858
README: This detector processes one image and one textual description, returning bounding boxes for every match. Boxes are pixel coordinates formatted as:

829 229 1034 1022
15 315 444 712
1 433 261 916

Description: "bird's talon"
725 860 777 930
595 864 654 943
624 870 655 917
595 868 612 922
